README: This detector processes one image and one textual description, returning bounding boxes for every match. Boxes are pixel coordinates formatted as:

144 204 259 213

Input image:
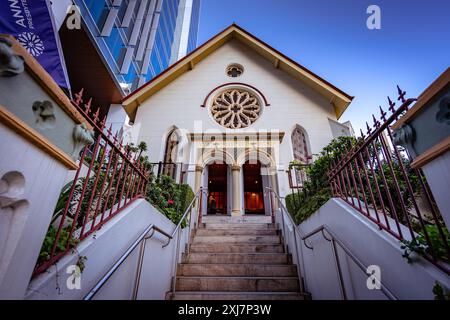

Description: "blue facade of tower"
148 0 179 79
187 0 200 54
74 0 199 94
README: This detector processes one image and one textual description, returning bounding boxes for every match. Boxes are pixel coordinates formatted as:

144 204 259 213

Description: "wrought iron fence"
150 161 185 184
33 89 150 277
328 86 450 274
287 163 313 217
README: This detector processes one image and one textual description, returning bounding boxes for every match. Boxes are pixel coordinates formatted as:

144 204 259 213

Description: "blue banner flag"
0 0 70 88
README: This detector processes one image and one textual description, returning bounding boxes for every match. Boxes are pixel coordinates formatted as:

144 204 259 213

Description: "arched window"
291 125 311 164
163 129 180 178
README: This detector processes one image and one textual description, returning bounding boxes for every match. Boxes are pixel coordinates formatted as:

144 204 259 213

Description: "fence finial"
366 121 372 135
92 107 100 124
388 96 396 113
100 115 107 130
397 85 406 103
379 106 387 121
74 88 84 105
107 123 113 137
84 97 92 114
360 128 365 139
372 114 380 128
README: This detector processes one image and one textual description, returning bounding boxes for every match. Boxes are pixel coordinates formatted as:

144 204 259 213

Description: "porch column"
194 165 203 192
231 164 242 216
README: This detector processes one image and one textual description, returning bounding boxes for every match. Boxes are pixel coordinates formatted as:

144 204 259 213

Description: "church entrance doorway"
243 161 265 215
207 163 228 215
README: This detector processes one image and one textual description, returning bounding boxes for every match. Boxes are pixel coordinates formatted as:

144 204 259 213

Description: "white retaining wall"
295 198 450 300
26 199 188 300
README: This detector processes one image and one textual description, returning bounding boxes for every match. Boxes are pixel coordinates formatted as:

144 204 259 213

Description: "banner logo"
17 32 44 57
0 0 69 87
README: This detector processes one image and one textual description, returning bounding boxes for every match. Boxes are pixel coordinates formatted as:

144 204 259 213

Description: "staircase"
167 218 308 300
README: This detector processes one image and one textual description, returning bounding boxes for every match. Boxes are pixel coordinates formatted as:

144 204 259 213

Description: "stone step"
196 228 278 236
200 223 276 230
169 291 306 300
182 253 290 264
201 216 272 224
189 243 285 253
176 276 300 292
193 235 281 244
178 264 297 277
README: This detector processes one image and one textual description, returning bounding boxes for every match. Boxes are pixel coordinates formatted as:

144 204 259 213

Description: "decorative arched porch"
194 145 280 217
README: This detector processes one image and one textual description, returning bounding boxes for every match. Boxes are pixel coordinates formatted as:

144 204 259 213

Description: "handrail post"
171 227 182 295
280 203 288 254
269 188 275 224
186 206 193 254
266 187 308 294
291 220 305 293
301 225 398 300
331 237 347 300
132 237 148 300
198 188 203 226
164 188 203 298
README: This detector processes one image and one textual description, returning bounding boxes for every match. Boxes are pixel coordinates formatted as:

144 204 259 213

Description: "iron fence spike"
388 96 396 113
74 88 84 105
397 85 406 103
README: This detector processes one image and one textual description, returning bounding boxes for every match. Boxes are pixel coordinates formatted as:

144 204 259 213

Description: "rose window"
211 89 261 129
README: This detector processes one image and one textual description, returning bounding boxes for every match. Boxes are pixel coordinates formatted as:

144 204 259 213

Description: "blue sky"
197 0 450 134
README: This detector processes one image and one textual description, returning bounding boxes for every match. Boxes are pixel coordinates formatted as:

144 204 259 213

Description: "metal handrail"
302 225 398 300
265 187 307 293
134 188 204 298
163 188 205 247
265 187 304 238
83 188 204 300
266 187 398 300
83 223 171 300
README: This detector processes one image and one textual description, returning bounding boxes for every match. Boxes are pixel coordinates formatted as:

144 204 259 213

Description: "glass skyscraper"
53 0 201 96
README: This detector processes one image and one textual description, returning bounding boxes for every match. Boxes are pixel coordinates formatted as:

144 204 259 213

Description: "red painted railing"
33 89 150 277
328 86 450 274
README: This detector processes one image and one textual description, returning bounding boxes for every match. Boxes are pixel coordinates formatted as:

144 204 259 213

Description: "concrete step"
182 253 290 264
178 264 297 277
189 243 284 253
176 276 300 292
202 216 272 224
200 223 276 230
196 228 278 236
193 235 281 244
169 291 306 300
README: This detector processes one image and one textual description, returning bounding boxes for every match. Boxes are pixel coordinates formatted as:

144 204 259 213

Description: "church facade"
122 24 353 217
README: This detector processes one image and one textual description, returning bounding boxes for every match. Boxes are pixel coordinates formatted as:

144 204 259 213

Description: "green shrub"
285 188 332 224
38 225 79 264
286 136 356 223
401 225 450 263
179 183 195 213
285 193 297 218
286 134 424 227
146 175 194 227
433 282 450 300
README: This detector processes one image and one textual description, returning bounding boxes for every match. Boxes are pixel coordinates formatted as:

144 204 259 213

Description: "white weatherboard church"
123 24 353 218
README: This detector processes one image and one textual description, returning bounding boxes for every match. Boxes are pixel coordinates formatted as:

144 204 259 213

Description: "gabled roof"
122 24 353 120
